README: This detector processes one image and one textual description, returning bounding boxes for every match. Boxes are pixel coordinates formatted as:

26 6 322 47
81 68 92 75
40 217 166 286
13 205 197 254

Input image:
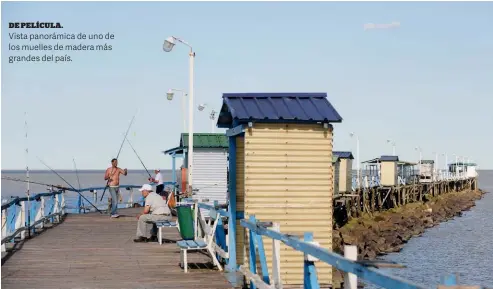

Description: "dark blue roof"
333 151 354 159
217 93 343 128
380 155 399 162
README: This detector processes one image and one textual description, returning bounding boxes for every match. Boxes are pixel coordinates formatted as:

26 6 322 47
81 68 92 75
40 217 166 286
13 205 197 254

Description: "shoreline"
333 189 486 259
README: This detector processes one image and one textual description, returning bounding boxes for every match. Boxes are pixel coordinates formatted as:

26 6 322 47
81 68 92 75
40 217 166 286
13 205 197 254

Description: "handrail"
239 215 484 289
1 190 65 250
1 190 63 211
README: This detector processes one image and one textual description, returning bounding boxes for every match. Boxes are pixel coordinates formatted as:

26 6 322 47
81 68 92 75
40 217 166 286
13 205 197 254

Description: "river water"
1 170 492 287
366 170 493 288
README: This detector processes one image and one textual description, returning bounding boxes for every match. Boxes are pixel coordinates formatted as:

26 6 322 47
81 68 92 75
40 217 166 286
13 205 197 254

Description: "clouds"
364 21 401 31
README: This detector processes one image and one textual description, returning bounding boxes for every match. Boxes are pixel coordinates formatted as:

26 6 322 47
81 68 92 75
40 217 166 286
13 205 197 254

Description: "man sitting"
134 184 172 242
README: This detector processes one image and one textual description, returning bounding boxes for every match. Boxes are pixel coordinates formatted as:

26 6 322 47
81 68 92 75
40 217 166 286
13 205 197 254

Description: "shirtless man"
104 158 128 218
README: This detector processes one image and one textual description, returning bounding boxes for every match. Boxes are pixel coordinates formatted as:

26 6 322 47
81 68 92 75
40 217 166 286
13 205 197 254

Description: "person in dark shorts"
149 169 166 198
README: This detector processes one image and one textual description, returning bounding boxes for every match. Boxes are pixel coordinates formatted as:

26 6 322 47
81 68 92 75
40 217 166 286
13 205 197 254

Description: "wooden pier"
1 208 234 289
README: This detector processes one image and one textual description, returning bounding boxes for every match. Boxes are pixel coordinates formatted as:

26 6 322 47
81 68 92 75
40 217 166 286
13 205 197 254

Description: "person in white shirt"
149 169 165 198
134 184 172 243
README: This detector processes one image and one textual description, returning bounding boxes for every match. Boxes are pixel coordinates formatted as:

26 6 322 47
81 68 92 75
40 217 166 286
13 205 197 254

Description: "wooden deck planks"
1 208 234 289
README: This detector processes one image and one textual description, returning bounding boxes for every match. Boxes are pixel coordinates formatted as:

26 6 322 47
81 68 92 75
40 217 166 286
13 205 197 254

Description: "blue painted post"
304 232 320 289
172 153 176 186
248 215 257 289
77 194 82 214
226 132 237 272
255 227 270 284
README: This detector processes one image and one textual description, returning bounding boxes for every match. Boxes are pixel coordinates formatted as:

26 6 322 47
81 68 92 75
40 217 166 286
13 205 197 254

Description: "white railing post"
272 222 283 289
1 208 7 252
128 189 134 208
54 195 60 223
35 196 45 229
19 201 26 240
60 192 66 215
344 245 358 289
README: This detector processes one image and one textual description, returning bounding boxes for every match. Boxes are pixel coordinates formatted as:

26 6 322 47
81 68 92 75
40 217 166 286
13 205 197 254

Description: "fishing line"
125 136 152 179
1 176 72 190
100 111 138 202
37 157 103 214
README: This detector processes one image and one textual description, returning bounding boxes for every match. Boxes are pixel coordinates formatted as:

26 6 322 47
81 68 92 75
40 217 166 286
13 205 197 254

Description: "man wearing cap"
148 169 165 198
134 184 172 242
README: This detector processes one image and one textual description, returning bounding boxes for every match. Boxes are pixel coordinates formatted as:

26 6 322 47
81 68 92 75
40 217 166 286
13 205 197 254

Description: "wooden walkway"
1 208 234 289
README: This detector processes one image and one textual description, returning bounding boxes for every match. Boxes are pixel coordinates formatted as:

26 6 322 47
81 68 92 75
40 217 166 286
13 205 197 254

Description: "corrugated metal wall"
242 123 333 286
192 148 228 217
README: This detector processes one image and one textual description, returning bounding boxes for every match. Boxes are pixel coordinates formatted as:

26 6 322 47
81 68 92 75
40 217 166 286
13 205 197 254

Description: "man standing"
134 184 172 242
104 158 128 218
149 169 165 198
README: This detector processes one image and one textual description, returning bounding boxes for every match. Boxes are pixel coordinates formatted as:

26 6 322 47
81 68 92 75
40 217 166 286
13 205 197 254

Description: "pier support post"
344 245 357 289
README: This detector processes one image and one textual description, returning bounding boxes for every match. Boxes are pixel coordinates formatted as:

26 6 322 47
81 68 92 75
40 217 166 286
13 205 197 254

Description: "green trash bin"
177 204 194 240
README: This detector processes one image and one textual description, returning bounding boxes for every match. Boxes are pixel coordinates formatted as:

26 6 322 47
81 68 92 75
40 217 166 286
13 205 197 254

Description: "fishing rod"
1 176 72 190
37 157 103 214
125 136 152 179
100 112 137 202
73 158 84 213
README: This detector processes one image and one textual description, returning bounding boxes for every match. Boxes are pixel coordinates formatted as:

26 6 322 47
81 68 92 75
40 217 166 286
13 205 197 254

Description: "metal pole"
356 136 360 188
182 91 187 133
188 49 195 194
392 143 396 156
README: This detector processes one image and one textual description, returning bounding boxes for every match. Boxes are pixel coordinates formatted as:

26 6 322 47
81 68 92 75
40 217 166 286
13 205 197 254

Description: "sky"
1 1 492 170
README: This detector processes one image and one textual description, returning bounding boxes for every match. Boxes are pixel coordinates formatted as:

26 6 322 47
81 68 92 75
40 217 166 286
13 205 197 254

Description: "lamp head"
166 89 174 101
349 132 354 138
198 104 206 111
163 37 175 52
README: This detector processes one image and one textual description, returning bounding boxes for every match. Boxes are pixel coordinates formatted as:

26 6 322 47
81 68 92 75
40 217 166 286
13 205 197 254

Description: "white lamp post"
415 146 422 176
349 132 360 188
167 88 187 133
164 36 195 194
441 152 448 180
197 103 217 133
432 151 438 180
386 139 396 156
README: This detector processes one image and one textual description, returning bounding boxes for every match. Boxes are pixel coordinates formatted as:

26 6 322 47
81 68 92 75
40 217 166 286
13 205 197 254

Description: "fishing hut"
379 155 399 187
397 160 417 185
333 151 354 194
217 92 343 286
332 155 341 196
419 160 435 182
163 133 229 216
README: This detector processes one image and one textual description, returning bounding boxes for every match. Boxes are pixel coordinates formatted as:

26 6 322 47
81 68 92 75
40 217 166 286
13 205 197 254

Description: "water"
365 170 493 288
2 170 492 287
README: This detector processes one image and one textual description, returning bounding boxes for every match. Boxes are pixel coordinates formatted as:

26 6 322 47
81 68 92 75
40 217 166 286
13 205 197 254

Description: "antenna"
25 112 31 239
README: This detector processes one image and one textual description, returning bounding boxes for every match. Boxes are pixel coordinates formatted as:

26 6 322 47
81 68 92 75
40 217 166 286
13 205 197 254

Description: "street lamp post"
349 132 360 188
386 139 396 156
164 36 195 194
167 88 187 132
432 151 438 180
197 104 217 133
415 146 422 176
